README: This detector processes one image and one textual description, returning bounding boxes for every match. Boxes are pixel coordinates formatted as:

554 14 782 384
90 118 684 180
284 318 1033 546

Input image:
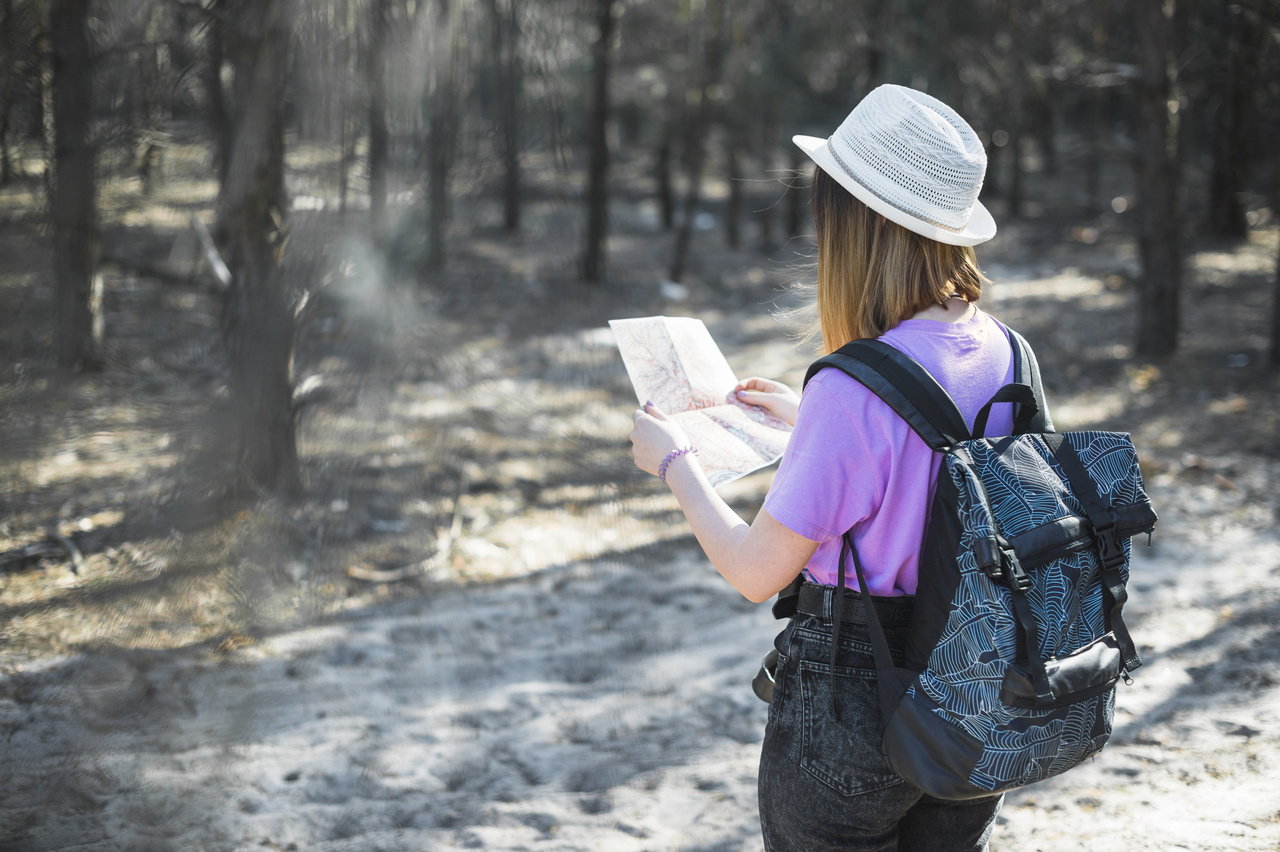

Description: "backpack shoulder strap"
804 339 970 452
1001 324 1054 433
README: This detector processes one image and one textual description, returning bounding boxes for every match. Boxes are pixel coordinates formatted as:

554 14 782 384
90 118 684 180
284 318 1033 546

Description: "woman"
629 85 1014 851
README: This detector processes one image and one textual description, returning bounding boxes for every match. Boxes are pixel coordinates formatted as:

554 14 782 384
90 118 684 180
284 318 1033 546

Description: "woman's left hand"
630 402 692 477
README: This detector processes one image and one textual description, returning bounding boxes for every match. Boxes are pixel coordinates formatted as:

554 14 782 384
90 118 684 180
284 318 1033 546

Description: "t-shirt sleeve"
762 371 887 545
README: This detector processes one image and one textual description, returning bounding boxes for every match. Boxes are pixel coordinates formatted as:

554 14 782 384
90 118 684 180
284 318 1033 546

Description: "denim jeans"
758 595 1002 852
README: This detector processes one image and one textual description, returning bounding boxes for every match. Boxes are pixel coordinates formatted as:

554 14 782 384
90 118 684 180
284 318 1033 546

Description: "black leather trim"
1009 501 1158 570
1000 633 1123 709
881 689 992 800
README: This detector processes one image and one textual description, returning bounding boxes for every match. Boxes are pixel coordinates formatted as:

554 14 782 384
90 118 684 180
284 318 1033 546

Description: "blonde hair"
810 166 987 354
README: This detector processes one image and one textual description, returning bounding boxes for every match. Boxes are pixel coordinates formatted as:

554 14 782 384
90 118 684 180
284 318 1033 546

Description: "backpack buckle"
999 542 1032 591
1091 512 1126 571
975 536 1003 580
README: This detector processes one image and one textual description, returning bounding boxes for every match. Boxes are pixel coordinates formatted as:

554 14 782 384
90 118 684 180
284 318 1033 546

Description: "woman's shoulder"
799 362 905 432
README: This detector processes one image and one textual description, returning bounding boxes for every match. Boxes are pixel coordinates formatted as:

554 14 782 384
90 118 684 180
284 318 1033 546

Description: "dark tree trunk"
367 0 389 235
50 0 101 371
580 0 615 283
1206 1 1261 239
1271 231 1280 368
726 141 742 249
0 0 16 186
1133 0 1182 359
656 130 674 230
1085 0 1110 215
485 0 521 232
424 0 456 272
786 147 804 240
1274 144 1280 368
215 0 298 495
1005 1 1025 219
204 0 233 183
669 0 726 283
338 0 354 213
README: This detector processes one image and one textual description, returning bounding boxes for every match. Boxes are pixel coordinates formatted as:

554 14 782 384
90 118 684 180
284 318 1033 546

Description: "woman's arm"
630 404 818 602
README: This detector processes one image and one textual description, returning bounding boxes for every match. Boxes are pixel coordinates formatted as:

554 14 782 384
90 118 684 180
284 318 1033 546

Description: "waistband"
794 582 915 629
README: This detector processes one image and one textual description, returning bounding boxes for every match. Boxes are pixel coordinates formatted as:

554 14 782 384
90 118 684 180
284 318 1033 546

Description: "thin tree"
368 0 389 235
1206 0 1263 239
1132 0 1183 358
215 0 299 494
485 0 521 232
668 0 727 283
581 0 615 283
203 0 233 182
423 0 458 272
50 0 102 370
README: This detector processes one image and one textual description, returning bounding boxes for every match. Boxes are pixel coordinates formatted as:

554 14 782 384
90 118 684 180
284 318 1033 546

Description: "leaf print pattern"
909 430 1150 793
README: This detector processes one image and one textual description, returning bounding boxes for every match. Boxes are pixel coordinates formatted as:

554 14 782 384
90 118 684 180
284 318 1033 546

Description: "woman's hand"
732 377 801 427
630 402 692 477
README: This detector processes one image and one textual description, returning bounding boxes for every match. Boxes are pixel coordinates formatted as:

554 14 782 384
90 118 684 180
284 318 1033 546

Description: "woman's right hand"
732 377 800 427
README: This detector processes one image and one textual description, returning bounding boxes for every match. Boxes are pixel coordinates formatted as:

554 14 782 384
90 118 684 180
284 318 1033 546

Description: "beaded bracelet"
658 446 697 484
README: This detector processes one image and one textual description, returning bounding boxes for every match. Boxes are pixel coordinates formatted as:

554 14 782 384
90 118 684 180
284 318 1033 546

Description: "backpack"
787 327 1157 801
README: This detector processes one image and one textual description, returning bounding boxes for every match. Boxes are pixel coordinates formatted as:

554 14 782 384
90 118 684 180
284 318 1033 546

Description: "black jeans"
758 592 1002 852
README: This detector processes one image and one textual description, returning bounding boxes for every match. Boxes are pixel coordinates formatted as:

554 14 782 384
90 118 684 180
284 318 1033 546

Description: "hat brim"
793 134 996 247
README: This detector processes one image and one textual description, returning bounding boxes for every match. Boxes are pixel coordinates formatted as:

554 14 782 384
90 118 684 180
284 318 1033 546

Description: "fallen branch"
0 534 85 574
189 212 232 290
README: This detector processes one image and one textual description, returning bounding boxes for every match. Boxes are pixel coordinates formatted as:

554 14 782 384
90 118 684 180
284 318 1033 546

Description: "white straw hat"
793 84 995 246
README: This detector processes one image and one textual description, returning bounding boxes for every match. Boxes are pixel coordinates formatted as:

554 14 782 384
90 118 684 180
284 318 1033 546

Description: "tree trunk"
786 147 804 241
204 0 233 183
1005 1 1025 219
215 0 298 495
669 0 727 283
1085 0 1110 215
0 0 16 186
656 129 674 230
1206 1 1260 239
1272 142 1280 369
1133 0 1182 359
485 0 521 232
1270 231 1280 368
424 0 456 273
51 0 101 371
580 0 615 283
337 0 353 213
367 0 389 235
726 141 741 249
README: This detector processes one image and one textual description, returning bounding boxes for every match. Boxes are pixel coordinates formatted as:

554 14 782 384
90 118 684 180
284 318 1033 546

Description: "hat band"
825 138 966 234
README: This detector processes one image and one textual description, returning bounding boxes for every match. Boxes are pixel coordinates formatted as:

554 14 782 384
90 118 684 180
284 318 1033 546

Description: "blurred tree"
368 0 390 235
214 0 300 494
581 0 615 283
203 0 233 182
1204 0 1265 239
51 0 102 370
484 0 522 232
668 0 727 283
0 0 28 185
1132 0 1185 358
424 0 459 272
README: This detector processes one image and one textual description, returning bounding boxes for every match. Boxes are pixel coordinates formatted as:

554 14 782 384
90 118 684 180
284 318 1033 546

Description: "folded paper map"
609 316 791 488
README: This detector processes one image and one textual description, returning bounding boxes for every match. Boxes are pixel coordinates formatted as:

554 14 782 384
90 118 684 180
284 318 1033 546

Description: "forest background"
1 0 1279 849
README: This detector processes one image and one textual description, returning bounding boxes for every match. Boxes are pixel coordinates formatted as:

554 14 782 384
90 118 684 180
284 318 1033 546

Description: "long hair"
810 166 988 354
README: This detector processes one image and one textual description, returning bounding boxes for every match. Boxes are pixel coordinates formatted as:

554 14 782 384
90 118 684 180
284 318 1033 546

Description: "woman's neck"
910 295 974 323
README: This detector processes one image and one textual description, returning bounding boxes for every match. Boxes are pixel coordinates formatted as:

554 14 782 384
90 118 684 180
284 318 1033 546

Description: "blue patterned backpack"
800 328 1157 800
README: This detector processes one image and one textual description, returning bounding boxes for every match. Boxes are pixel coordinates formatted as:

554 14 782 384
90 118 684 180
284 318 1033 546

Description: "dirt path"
3 254 1279 851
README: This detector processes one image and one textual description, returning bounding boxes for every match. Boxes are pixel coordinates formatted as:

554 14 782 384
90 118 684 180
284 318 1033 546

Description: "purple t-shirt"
763 308 1016 596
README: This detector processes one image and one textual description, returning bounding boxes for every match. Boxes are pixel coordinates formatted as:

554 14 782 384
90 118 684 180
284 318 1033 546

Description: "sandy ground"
3 224 1279 850
3 479 1277 851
